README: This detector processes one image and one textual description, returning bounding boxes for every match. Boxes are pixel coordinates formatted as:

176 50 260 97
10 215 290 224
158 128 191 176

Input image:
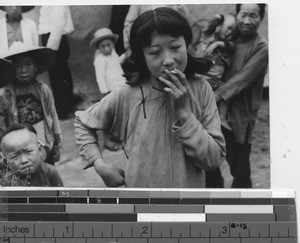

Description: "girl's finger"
158 76 178 92
172 68 188 86
164 69 182 88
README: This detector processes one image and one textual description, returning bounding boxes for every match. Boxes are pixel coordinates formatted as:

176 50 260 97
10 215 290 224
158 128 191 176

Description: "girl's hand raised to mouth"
158 68 191 124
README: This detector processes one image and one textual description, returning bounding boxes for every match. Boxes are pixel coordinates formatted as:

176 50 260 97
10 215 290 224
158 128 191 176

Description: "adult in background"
0 6 38 56
212 4 268 188
38 6 80 119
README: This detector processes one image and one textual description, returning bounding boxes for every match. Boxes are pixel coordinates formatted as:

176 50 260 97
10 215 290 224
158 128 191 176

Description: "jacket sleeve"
94 54 109 94
172 81 226 171
74 90 119 169
43 84 61 144
215 42 268 101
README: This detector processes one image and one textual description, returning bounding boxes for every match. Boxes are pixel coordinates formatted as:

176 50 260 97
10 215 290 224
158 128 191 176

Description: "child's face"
1 129 42 175
4 6 22 20
216 15 236 41
97 39 114 56
13 55 38 84
143 33 187 80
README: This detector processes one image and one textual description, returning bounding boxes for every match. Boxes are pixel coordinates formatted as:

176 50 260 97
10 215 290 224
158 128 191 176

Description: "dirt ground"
53 37 270 189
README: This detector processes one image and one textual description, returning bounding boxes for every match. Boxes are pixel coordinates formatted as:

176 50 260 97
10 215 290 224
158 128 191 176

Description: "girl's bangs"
138 11 190 48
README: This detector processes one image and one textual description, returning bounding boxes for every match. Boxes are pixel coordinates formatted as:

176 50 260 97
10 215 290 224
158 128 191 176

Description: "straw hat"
90 28 119 48
0 58 15 88
4 42 55 75
0 6 35 13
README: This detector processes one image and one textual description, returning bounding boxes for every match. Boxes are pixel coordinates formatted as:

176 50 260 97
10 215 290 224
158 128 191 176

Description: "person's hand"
52 145 60 162
94 158 125 187
158 68 191 124
205 42 218 56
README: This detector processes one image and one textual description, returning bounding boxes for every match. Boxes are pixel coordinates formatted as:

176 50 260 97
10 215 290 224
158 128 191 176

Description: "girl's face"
97 39 114 56
13 55 37 84
143 33 187 80
216 15 236 41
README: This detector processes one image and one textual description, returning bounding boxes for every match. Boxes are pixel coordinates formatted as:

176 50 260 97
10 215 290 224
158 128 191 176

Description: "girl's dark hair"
236 4 266 20
203 14 225 36
127 7 211 85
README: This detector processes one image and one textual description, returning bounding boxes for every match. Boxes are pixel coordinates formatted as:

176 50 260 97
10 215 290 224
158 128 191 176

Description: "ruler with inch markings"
0 188 297 243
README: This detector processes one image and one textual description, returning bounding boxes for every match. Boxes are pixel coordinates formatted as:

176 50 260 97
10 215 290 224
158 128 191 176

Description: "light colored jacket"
38 6 74 50
74 75 226 188
0 17 38 57
93 49 126 94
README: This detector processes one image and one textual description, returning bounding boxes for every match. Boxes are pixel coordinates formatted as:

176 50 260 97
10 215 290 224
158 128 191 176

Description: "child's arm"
119 53 126 65
94 55 109 94
205 40 235 56
42 84 61 163
205 41 226 56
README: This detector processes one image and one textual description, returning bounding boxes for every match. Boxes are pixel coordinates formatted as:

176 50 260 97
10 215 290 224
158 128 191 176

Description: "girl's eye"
171 45 181 50
149 50 160 55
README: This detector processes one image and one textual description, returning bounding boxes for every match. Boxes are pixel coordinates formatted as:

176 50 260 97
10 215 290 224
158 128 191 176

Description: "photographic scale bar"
0 188 297 243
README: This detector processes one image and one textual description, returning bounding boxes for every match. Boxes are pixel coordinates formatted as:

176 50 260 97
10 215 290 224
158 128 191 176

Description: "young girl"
194 13 236 130
74 7 226 188
1 41 62 165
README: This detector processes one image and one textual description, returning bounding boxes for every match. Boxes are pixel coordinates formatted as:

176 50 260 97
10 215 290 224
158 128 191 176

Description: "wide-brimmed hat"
4 42 55 75
90 28 119 48
0 58 15 88
0 6 35 13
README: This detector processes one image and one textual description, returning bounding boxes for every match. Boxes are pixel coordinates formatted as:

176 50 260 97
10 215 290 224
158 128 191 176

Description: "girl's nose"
162 54 174 67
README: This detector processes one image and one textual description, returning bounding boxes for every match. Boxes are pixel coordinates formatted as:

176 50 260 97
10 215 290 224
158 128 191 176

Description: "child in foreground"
2 42 62 165
0 124 63 186
74 7 226 188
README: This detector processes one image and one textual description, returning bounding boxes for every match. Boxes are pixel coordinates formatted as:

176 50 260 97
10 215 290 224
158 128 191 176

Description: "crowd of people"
0 4 268 188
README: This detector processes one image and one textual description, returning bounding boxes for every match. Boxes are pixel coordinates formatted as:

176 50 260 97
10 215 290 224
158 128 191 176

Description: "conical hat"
0 6 35 13
0 58 15 88
4 42 54 75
